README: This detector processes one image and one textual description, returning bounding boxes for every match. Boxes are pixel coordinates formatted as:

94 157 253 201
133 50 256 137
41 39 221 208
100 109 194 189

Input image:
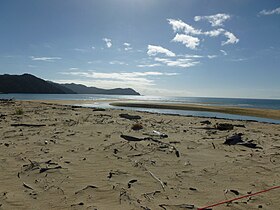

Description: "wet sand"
0 100 280 210
110 102 280 120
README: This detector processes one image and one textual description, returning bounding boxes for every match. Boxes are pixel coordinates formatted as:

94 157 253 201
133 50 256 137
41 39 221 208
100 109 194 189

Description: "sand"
0 100 280 210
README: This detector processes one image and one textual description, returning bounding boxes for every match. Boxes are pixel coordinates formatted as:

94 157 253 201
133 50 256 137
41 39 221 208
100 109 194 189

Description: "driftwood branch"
120 135 180 157
75 185 98 194
159 204 195 209
39 166 62 173
11 123 46 127
119 113 141 120
23 182 34 190
147 169 165 191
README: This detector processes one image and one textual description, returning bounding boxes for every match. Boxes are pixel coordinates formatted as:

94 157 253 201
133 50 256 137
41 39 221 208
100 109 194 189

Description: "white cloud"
168 18 225 37
222 31 239 45
220 50 228 56
123 42 133 51
155 57 200 68
204 28 225 37
167 19 239 47
231 58 248 62
167 19 202 34
74 48 89 53
59 70 178 94
147 45 176 57
103 38 112 48
183 54 204 58
259 7 280 15
55 79 189 97
56 78 154 89
172 34 200 49
62 71 150 84
61 71 177 83
57 70 189 96
194 13 231 27
124 47 132 51
137 63 161 68
109 60 128 65
87 60 102 64
30 56 62 61
207 55 217 59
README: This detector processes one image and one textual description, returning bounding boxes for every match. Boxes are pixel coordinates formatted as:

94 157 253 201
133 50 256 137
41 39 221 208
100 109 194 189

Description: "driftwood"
22 159 62 174
200 120 211 125
148 137 180 157
224 133 261 149
147 170 165 191
75 185 98 194
215 123 234 131
71 202 84 207
127 148 156 157
142 190 161 201
23 183 34 190
39 166 62 173
127 179 138 188
23 159 40 171
153 130 168 138
169 141 181 144
0 114 6 119
120 135 144 141
92 108 106 112
230 189 240 195
193 123 245 131
131 123 143 130
119 113 141 120
120 135 180 157
224 133 243 145
119 188 132 204
159 204 195 209
11 123 46 127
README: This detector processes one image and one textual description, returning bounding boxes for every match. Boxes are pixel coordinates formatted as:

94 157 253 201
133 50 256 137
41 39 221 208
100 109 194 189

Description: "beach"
0 100 280 210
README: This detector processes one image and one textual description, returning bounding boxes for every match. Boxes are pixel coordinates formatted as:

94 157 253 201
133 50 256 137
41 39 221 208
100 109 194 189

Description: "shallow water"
77 102 280 124
1 94 280 124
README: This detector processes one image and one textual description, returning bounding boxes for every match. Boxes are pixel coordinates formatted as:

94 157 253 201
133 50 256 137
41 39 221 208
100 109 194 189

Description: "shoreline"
110 101 280 121
27 99 279 124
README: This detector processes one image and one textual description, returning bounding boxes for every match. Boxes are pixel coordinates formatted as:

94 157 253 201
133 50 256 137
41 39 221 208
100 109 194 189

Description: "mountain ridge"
61 83 139 95
0 74 140 95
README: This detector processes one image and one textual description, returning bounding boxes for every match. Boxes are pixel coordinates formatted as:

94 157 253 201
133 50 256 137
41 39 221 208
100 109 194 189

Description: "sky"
0 0 280 99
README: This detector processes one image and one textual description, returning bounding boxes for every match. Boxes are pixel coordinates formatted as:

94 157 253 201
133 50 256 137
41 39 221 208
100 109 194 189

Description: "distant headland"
0 74 140 95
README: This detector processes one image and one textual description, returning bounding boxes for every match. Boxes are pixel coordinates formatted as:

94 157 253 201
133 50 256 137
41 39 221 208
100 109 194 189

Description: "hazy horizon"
1 0 280 99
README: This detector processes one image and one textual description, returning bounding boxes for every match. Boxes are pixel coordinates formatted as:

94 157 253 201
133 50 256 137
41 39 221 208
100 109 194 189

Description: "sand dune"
0 100 280 209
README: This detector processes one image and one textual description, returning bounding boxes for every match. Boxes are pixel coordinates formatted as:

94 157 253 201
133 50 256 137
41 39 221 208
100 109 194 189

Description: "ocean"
1 94 280 124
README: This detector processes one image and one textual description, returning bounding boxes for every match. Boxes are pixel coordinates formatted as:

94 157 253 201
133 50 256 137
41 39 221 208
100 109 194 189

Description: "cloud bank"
59 70 178 93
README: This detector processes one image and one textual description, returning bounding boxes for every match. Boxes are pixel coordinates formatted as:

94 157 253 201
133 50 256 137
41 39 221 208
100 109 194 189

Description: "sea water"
1 94 280 124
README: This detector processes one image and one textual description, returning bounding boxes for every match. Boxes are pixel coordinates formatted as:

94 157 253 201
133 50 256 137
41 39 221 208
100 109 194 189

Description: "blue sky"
0 0 280 98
